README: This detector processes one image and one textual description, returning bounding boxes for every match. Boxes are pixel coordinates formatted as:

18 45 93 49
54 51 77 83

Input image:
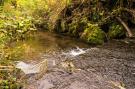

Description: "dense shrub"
68 17 88 37
81 23 105 44
108 23 126 39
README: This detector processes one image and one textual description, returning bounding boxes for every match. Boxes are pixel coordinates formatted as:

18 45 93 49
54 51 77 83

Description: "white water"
62 47 86 57
70 47 86 56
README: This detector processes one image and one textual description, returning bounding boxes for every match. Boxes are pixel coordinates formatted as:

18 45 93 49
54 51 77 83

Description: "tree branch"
116 17 133 38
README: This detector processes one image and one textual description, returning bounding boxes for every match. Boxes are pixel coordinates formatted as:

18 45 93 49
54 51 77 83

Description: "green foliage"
0 1 40 88
0 42 28 88
92 12 101 22
0 32 9 47
67 0 72 5
1 45 26 61
0 0 38 44
57 17 106 44
108 23 125 39
67 17 88 37
0 60 22 89
0 16 36 41
81 23 105 44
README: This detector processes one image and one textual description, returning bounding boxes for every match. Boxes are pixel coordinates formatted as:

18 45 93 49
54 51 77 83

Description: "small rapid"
62 47 86 57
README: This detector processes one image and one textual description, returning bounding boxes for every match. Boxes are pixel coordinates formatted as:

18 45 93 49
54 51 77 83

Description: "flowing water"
15 31 135 89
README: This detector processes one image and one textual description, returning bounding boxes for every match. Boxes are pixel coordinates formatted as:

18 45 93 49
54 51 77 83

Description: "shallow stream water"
16 31 135 89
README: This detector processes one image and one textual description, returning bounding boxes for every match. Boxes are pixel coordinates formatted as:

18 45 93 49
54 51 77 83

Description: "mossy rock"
108 23 126 39
81 23 105 44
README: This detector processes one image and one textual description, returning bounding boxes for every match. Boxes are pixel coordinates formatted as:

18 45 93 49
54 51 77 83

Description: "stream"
15 31 135 89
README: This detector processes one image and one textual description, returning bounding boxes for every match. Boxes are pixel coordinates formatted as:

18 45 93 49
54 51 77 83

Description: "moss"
108 23 126 39
81 23 105 44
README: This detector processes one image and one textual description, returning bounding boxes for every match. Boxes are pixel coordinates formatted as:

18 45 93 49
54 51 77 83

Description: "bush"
0 14 36 41
81 23 105 44
68 17 88 37
108 23 126 39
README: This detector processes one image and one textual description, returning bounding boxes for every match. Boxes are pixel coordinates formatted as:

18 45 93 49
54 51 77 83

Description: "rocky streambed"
16 32 135 89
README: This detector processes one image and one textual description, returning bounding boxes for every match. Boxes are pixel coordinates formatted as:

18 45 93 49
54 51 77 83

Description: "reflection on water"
15 31 90 61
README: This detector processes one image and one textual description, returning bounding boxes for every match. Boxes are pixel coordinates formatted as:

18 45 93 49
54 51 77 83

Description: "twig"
0 65 14 68
0 65 14 71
